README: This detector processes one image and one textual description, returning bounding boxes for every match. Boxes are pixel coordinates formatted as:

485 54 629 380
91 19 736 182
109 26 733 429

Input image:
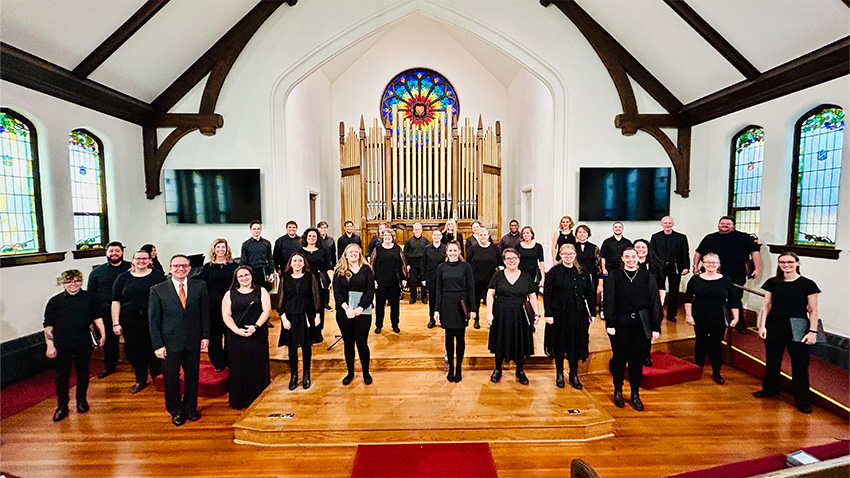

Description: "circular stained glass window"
381 68 459 129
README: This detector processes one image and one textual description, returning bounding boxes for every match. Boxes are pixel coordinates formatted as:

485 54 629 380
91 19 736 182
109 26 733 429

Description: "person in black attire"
517 226 546 291
604 247 662 411
300 227 334 343
370 228 408 334
274 220 302 273
600 222 632 276
337 220 362 260
465 221 481 256
422 228 447 327
240 220 274 290
486 248 540 385
317 221 337 267
434 241 476 383
498 219 521 252
140 244 163 272
694 216 762 333
334 244 376 385
221 265 271 409
634 238 667 367
574 225 604 294
551 215 576 263
87 241 130 379
650 216 690 323
367 222 387 259
543 244 596 389
466 227 501 329
754 252 821 414
201 238 239 372
441 218 465 257
276 254 320 390
404 222 430 304
45 269 106 422
684 252 740 384
112 250 167 394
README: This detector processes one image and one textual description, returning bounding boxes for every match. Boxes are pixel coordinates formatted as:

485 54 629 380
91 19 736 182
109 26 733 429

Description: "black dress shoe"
556 373 565 388
303 372 311 390
447 370 455 382
454 370 462 383
53 407 69 422
613 389 625 408
289 374 299 391
797 403 813 414
363 373 373 385
631 392 645 411
324 305 334 312
473 319 480 329
409 299 416 304
490 369 502 383
129 382 146 394
516 371 529 385
753 390 778 398
172 414 186 426
392 325 400 333
97 367 115 379
422 296 428 304
569 373 583 390
712 373 726 385
643 356 653 367
427 319 435 329
667 317 677 323
374 327 382 334
186 410 200 421
342 374 354 385
76 401 89 414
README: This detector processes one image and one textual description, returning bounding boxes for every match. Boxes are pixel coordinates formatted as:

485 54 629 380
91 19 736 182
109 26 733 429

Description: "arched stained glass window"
790 105 844 247
381 68 459 128
0 108 45 255
69 129 108 249
728 126 764 237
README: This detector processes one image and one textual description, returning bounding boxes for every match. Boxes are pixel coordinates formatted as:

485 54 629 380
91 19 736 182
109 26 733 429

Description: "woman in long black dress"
466 226 501 329
277 253 321 390
754 251 821 413
551 215 576 263
300 227 333 343
221 266 271 409
201 238 239 372
684 252 740 384
370 228 407 334
334 244 376 385
634 238 667 366
574 225 603 294
435 241 476 382
543 244 596 389
486 248 540 385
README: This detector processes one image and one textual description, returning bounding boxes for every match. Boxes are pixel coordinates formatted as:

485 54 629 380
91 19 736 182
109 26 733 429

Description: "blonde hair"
335 243 368 278
56 269 83 286
442 218 457 234
207 238 233 263
558 215 574 232
556 244 583 274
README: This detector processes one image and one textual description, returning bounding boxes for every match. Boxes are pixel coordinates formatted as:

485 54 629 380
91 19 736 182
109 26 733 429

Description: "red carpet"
1 365 101 420
350 443 498 478
625 352 702 389
153 360 228 398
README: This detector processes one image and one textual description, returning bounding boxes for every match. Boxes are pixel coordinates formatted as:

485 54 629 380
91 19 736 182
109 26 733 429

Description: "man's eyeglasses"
171 264 191 269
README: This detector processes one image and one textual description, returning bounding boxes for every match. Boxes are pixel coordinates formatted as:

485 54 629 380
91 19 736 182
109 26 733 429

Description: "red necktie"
178 282 186 309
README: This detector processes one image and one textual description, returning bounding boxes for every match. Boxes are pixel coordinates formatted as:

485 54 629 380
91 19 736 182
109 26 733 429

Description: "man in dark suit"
149 254 210 426
650 216 690 322
337 220 362 259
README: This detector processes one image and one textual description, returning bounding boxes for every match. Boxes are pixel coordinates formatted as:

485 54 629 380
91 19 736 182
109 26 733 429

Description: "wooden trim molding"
0 252 66 268
638 126 691 197
72 249 106 259
767 244 841 260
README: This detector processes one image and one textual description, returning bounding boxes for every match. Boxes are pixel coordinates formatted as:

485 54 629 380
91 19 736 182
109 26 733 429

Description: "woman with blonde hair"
334 244 376 385
201 238 238 372
551 215 576 263
441 218 465 256
370 228 408 334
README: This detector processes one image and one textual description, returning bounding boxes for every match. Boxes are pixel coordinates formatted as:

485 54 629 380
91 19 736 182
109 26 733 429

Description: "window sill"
0 251 67 268
72 249 106 260
767 244 841 260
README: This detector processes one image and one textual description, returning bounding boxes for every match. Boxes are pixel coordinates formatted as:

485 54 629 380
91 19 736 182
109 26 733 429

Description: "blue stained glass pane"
381 68 459 128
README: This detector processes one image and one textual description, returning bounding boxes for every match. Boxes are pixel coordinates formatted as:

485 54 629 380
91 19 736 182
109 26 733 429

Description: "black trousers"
663 263 681 320
694 319 726 373
445 328 466 372
730 275 747 331
426 280 438 320
764 329 811 407
553 341 578 376
610 314 649 391
207 304 228 370
121 317 161 383
375 284 400 328
337 312 371 375
161 346 201 417
288 340 312 375
54 345 92 408
102 325 120 370
474 279 489 317
408 260 423 302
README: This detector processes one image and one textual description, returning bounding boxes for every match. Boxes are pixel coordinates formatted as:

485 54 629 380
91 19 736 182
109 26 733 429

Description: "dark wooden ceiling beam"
680 37 850 125
0 42 156 125
72 0 171 78
152 0 293 113
663 0 760 80
153 113 223 131
541 0 683 113
614 113 682 135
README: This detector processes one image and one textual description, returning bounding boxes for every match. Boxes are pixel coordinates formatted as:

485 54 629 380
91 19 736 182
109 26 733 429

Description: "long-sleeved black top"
333 266 376 311
600 236 632 272
322 235 337 265
112 270 167 316
273 234 301 272
441 231 465 256
466 242 502 283
240 237 272 275
603 268 662 332
421 243 447 283
337 233 362 259
201 261 239 302
435 260 476 328
498 231 521 252
650 230 690 272
404 235 430 261
44 289 100 351
370 244 408 287
87 260 131 319
543 264 596 317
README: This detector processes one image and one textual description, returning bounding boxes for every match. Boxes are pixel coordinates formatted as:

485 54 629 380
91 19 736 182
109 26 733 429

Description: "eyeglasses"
504 256 519 261
236 274 252 279
562 252 576 257
171 264 191 269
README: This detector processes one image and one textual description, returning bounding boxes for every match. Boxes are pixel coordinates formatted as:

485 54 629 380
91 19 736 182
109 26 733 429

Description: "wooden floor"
2 300 848 477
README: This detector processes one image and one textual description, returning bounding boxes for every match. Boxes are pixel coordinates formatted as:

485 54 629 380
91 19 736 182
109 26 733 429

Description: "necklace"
624 269 638 283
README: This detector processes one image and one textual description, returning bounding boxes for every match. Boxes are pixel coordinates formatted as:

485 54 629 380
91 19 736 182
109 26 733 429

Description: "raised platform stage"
235 300 696 446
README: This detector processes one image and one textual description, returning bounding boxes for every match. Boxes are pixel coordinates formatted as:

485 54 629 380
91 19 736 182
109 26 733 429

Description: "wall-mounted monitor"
578 167 670 222
164 169 261 224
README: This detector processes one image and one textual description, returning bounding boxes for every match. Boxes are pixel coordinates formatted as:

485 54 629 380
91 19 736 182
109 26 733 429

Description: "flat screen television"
578 167 670 222
164 169 261 224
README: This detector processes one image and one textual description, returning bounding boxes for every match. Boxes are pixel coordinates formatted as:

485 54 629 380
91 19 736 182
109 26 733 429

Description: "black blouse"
467 242 502 282
370 244 407 286
684 275 740 322
112 270 167 314
516 242 544 282
333 266 376 311
44 290 100 351
201 262 239 302
435 261 476 311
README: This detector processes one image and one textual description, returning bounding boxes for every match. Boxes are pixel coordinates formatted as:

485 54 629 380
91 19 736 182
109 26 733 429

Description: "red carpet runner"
351 442 498 478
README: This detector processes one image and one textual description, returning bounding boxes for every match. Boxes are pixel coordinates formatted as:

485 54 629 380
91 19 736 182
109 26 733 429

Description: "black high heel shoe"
569 372 583 390
556 372 565 388
303 371 311 389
